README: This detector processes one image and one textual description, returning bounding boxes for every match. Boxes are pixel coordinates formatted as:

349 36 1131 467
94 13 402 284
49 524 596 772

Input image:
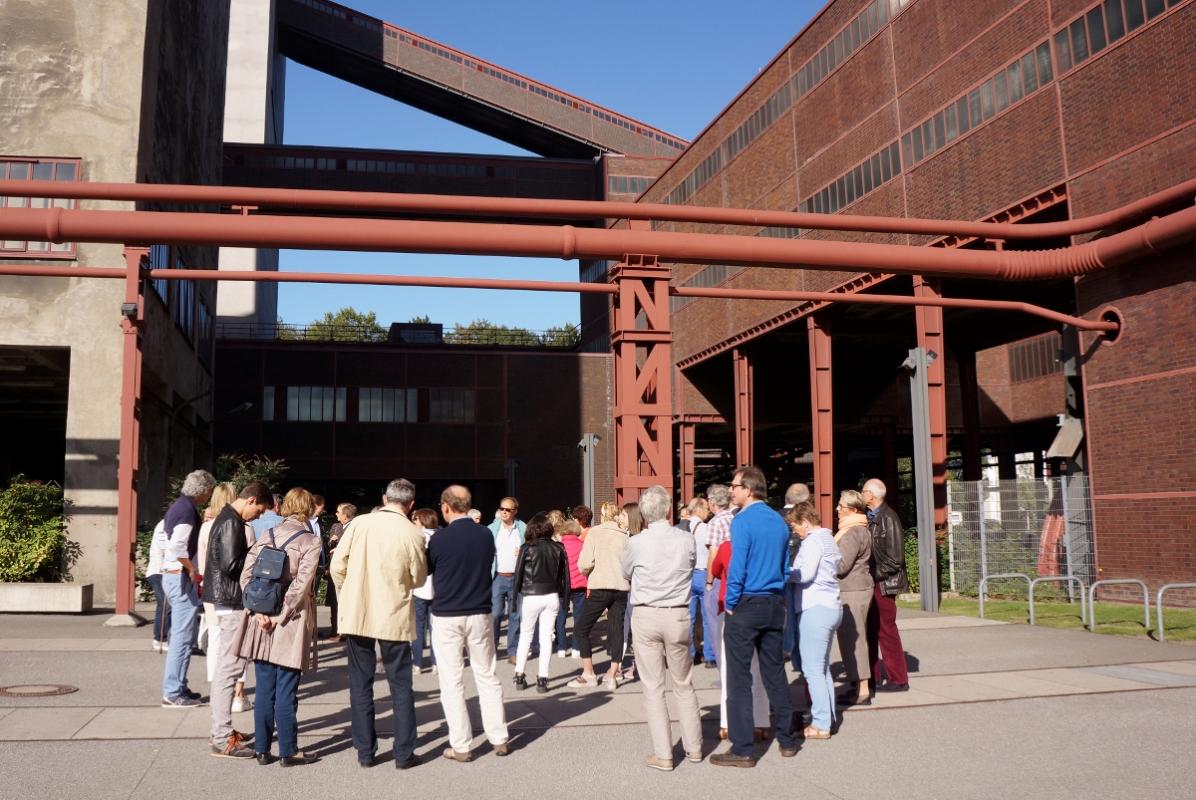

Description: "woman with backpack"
234 487 323 767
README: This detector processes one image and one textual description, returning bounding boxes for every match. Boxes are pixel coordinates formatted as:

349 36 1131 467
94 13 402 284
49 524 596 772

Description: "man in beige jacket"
329 478 428 770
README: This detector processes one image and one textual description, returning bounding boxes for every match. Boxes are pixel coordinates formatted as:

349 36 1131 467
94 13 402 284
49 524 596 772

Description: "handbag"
243 529 307 616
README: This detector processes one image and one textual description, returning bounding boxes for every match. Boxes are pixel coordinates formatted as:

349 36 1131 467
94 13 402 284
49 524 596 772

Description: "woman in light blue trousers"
785 502 843 739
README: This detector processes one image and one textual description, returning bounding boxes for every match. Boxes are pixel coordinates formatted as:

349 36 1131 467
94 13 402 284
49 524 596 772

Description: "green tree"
308 307 387 342
408 315 432 324
0 476 77 582
445 318 540 346
540 322 581 348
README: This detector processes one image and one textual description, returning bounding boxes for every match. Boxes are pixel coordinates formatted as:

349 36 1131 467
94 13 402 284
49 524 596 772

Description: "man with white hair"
783 482 810 508
621 485 702 771
161 469 216 708
862 478 910 692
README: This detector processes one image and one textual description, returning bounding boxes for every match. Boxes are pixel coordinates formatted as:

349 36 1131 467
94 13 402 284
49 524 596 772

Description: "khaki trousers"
631 606 702 760
836 588 873 683
209 610 247 745
431 612 509 753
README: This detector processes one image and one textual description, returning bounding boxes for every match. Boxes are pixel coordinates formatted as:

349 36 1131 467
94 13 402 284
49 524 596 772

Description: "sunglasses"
499 507 517 513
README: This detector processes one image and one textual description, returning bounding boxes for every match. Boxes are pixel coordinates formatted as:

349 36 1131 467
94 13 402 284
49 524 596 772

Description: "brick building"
637 0 1195 598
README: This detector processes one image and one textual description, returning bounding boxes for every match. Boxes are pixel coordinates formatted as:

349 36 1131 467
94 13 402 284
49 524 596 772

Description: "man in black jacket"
205 481 272 758
862 478 910 691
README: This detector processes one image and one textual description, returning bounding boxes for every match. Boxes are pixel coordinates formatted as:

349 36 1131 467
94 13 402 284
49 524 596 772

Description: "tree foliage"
309 307 387 341
444 318 580 348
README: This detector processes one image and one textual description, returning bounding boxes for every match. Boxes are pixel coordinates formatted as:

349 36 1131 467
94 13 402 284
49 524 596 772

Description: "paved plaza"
1 606 1193 800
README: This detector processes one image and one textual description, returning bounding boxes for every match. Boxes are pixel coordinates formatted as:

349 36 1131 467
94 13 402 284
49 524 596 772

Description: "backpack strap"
278 530 307 551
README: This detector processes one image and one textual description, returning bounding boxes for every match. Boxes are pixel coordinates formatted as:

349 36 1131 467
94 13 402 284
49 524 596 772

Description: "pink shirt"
562 535 587 591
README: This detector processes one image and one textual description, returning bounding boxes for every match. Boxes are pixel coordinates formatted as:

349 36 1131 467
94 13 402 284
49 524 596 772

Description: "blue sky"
278 0 820 330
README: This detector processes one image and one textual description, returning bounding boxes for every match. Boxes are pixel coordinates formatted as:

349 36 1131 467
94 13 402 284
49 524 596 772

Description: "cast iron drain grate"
0 684 79 698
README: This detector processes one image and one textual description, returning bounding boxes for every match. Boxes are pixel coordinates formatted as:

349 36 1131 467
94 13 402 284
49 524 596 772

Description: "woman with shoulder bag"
234 487 323 767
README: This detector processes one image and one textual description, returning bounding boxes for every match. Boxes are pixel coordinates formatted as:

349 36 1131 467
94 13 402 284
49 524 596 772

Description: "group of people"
145 464 911 771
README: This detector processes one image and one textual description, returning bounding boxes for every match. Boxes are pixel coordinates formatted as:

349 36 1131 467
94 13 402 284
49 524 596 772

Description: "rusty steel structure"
1 177 1193 616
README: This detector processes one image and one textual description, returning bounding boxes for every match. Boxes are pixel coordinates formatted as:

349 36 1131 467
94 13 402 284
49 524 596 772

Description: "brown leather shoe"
779 745 799 758
443 747 474 763
709 751 757 768
493 742 511 757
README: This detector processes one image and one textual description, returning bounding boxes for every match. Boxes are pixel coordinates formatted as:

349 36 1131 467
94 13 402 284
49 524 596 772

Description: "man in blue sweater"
710 466 799 767
429 484 511 762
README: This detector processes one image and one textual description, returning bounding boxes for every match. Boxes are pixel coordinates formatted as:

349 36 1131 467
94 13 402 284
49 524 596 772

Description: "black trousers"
324 573 338 636
723 594 797 755
575 589 628 663
345 635 416 763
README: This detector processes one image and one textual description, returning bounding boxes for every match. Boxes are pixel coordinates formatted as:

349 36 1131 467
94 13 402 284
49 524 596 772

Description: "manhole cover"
0 684 78 698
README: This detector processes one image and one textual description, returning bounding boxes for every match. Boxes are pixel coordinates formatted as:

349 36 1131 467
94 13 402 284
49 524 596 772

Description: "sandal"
566 674 599 689
718 728 728 740
802 725 832 740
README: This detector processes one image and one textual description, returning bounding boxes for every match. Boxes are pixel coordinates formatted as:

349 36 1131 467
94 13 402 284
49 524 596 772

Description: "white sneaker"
231 696 252 713
151 640 163 652
556 649 568 658
570 649 581 659
431 665 438 675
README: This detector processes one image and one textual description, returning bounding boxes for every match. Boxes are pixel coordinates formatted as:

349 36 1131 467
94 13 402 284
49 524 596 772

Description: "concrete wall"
0 0 231 604
218 0 282 327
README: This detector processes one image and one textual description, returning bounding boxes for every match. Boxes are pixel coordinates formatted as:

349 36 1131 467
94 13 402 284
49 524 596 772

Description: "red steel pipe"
1 177 1193 239
1 202 1194 281
0 263 1117 332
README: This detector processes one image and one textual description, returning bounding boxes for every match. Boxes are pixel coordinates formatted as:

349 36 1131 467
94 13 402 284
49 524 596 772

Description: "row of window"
0 158 78 257
1055 0 1175 74
580 259 611 284
1009 333 1063 383
671 264 746 314
799 141 902 216
262 386 478 424
902 42 1053 171
607 175 654 195
147 244 213 365
664 0 913 206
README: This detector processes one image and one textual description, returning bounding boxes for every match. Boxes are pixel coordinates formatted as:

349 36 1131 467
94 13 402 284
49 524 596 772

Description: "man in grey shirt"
621 485 702 772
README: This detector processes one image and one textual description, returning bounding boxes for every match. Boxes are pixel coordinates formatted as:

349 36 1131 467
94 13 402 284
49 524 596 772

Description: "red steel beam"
115 246 147 622
914 276 949 530
679 422 696 505
732 348 754 467
3 176 1194 239
3 202 1194 280
808 317 834 526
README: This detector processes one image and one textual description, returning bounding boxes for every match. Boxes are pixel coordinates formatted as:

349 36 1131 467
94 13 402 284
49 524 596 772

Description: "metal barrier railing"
1088 579 1151 631
1156 583 1196 642
979 573 1031 619
1029 576 1086 626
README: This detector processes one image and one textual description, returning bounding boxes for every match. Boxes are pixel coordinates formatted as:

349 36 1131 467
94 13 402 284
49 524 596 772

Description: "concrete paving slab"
1129 659 1196 677
73 706 185 740
960 670 1089 696
1084 664 1196 687
911 674 1024 701
897 615 1008 630
1032 667 1158 691
848 686 950 709
0 706 102 740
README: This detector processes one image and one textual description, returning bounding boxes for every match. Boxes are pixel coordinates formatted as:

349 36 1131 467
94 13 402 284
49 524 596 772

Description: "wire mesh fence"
946 476 1094 599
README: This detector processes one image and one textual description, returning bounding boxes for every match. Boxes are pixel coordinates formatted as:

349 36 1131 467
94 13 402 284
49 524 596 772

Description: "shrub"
903 527 949 594
0 476 76 583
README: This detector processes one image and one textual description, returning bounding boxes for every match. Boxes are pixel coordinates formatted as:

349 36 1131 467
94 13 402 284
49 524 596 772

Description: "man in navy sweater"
711 466 799 767
428 484 511 762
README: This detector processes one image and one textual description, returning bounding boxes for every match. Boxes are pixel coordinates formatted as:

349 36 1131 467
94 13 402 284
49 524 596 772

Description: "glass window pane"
263 386 274 421
407 390 419 422
1104 0 1125 40
968 90 983 127
358 387 369 420
956 97 972 135
1069 19 1089 65
889 141 901 175
1008 61 1024 102
287 387 299 421
933 113 946 149
383 389 395 422
54 162 77 181
912 126 924 161
901 132 913 169
870 153 883 186
944 103 958 142
852 166 863 200
1037 42 1054 83
336 388 346 422
980 80 995 119
994 71 1009 112
862 160 874 194
9 162 29 180
32 163 53 181
1125 0 1145 29
829 180 839 212
1145 0 1165 18
1054 30 1072 73
1021 52 1039 94
1087 8 1107 53
322 387 333 421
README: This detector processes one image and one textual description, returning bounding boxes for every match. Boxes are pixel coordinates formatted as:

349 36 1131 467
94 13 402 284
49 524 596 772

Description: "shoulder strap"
278 530 307 551
267 528 277 547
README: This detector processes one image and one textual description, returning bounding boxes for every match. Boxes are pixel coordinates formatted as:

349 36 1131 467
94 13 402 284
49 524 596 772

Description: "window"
149 244 170 301
172 254 195 341
1087 7 1107 53
429 388 475 423
1105 0 1125 41
358 387 415 422
1125 0 1146 30
262 386 275 421
286 386 346 422
1010 334 1063 383
0 158 80 257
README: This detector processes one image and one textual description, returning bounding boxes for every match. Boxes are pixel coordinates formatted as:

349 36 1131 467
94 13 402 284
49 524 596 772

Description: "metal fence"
215 321 580 348
946 476 1095 597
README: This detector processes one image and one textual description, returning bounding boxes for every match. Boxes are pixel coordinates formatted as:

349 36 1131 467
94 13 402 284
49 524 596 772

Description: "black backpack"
243 529 307 616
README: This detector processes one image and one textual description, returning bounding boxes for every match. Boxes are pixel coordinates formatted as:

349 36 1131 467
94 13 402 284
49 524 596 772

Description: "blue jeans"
783 586 802 671
491 574 522 657
147 573 171 643
688 570 716 662
345 636 415 763
413 597 435 669
723 594 797 755
799 603 842 732
702 578 722 666
254 660 301 758
161 572 200 699
554 590 586 652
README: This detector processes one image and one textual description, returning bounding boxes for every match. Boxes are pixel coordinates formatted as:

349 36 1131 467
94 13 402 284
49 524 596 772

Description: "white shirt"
413 528 436 600
691 520 709 571
495 524 521 574
790 527 842 611
146 520 167 577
